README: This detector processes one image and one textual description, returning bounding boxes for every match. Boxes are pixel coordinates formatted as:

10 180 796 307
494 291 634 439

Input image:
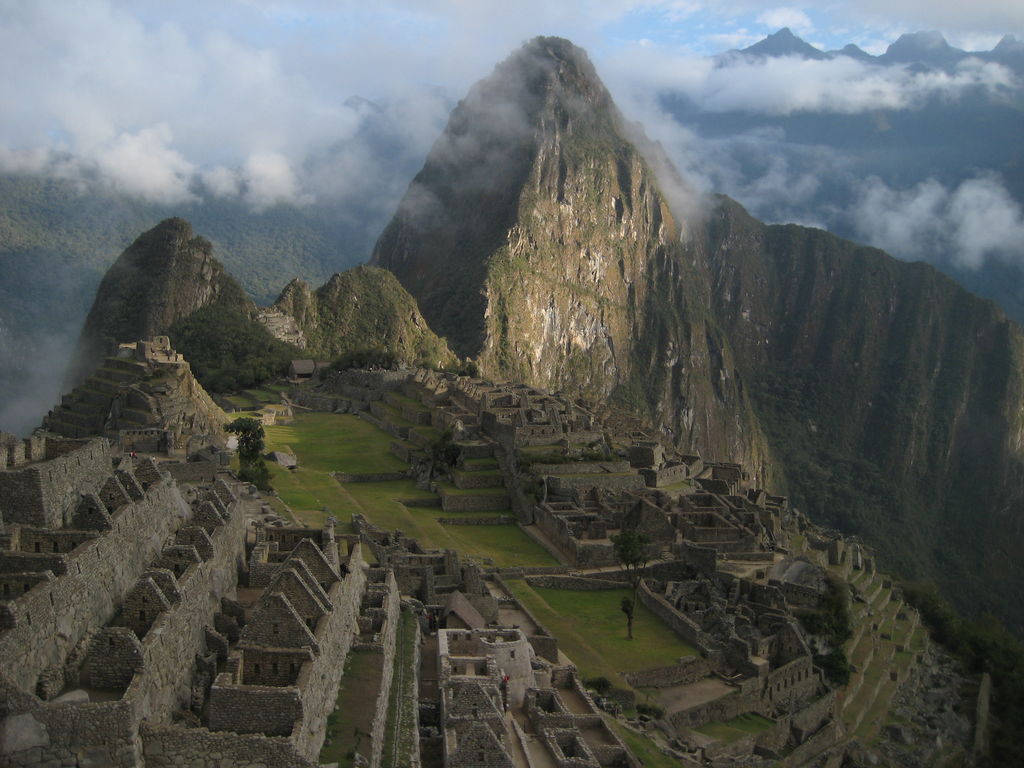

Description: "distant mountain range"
731 26 1024 69
658 27 1024 332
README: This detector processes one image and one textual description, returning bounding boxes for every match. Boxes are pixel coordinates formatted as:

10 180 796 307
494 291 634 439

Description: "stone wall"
207 682 303 736
781 720 838 766
524 576 622 591
0 681 139 768
335 471 407 483
367 574 401 768
290 543 368 759
531 461 631 476
545 474 645 494
164 461 222 485
437 516 516 526
0 438 112 528
122 497 247 724
635 582 715 655
0 475 191 693
141 723 319 768
0 478 248 768
668 689 756 730
439 490 510 514
623 656 714 688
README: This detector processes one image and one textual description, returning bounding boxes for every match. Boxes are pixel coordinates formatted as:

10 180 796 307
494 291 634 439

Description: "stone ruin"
42 337 228 457
0 428 400 768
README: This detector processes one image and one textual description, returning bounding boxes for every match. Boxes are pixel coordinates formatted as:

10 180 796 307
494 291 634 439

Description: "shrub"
814 648 851 686
331 347 400 371
636 703 664 719
584 676 612 696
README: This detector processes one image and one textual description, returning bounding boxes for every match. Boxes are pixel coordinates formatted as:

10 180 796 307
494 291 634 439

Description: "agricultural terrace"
263 412 557 567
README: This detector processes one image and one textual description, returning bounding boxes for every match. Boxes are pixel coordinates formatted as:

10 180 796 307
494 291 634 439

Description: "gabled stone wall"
0 438 112 528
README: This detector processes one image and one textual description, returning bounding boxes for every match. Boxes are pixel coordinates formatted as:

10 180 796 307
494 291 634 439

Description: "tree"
611 530 650 640
227 418 271 491
227 418 264 462
426 430 461 480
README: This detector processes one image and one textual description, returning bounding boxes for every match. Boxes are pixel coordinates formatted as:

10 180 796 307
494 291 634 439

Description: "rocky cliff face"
373 37 772 479
68 218 252 386
704 198 1024 627
267 266 457 367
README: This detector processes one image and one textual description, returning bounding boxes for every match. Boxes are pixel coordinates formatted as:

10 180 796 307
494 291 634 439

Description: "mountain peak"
371 37 629 357
882 30 962 64
741 28 828 60
67 218 249 387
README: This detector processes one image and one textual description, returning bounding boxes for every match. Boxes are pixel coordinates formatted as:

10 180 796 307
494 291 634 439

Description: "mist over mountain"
649 27 1024 322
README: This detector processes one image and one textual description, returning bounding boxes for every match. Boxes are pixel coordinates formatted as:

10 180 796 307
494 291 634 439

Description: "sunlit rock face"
373 36 772 479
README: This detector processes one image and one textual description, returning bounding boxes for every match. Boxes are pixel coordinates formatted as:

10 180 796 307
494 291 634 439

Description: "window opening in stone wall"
272 622 279 635
34 542 40 553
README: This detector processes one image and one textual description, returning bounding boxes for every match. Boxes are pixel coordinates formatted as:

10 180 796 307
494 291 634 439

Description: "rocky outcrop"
265 266 457 368
68 218 253 387
373 37 772 481
44 337 228 450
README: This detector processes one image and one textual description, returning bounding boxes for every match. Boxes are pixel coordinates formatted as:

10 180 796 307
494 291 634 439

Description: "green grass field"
606 718 680 768
266 413 406 474
261 412 556 568
507 580 699 686
695 712 775 743
319 650 384 766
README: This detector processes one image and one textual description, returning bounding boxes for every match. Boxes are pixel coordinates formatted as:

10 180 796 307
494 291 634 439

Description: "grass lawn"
319 650 385 766
695 712 775 743
264 463 359 530
507 581 698 687
381 608 418 768
436 481 508 496
605 718 680 768
265 412 406 474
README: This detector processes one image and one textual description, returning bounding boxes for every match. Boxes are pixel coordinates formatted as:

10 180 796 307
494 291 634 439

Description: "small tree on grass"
227 417 271 491
612 530 650 640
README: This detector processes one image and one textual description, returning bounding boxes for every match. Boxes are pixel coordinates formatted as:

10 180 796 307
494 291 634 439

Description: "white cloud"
852 174 1024 269
242 152 312 211
756 7 814 34
92 125 196 204
604 41 1018 117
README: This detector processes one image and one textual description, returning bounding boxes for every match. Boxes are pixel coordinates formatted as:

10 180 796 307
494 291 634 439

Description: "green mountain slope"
270 266 457 367
67 218 255 386
705 198 1024 628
